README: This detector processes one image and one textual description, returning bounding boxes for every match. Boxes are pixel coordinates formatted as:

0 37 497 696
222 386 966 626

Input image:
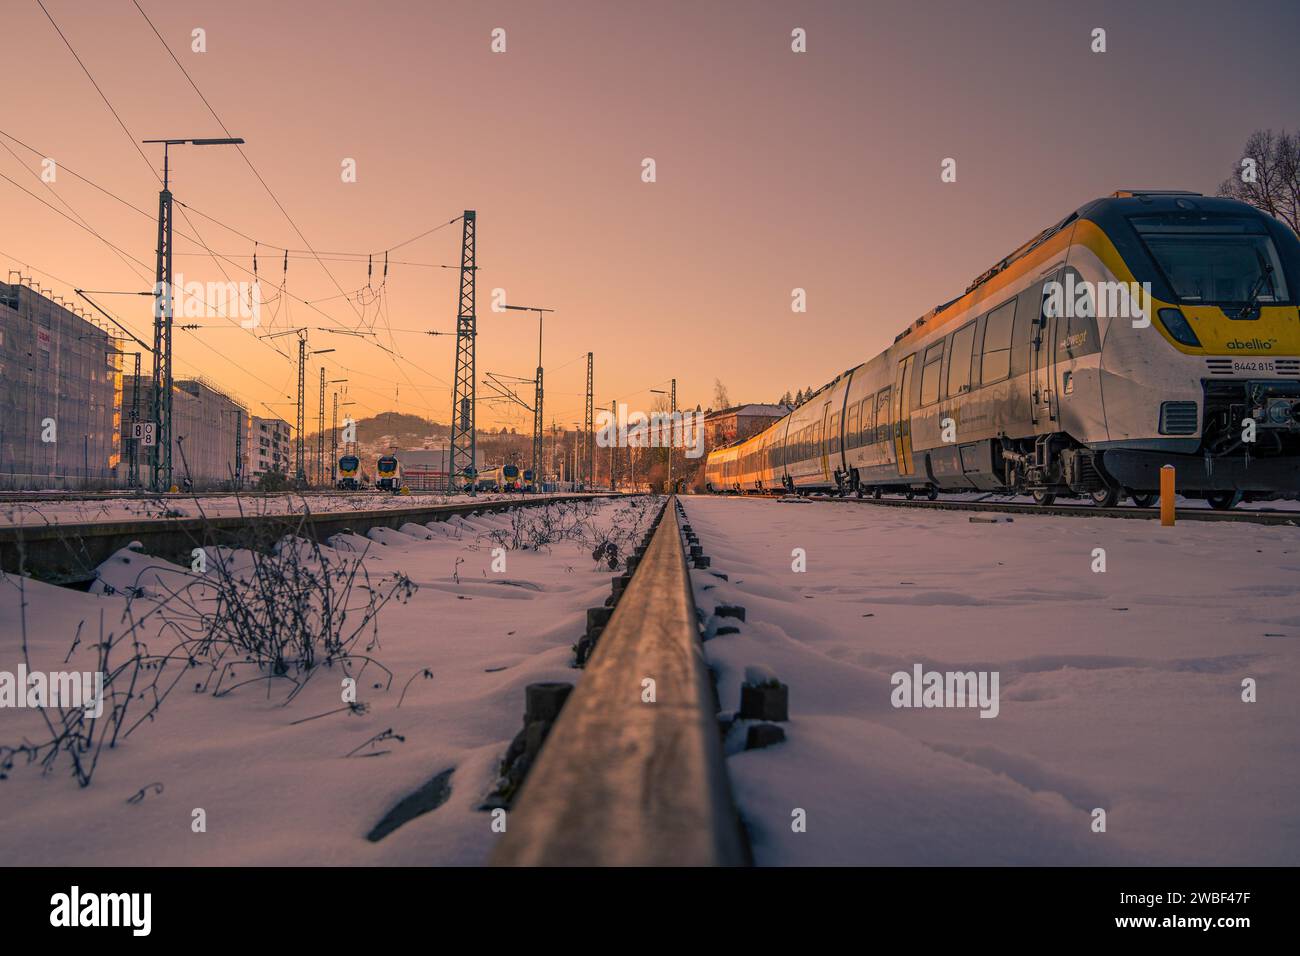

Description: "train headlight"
1266 399 1298 425
1157 308 1201 347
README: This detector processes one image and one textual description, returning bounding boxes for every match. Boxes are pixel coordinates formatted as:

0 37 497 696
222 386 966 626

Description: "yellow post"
1159 465 1175 526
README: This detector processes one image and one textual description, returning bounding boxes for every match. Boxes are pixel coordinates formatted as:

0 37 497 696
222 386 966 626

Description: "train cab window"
875 388 891 441
980 299 1017 384
920 342 944 406
846 403 860 449
946 321 976 395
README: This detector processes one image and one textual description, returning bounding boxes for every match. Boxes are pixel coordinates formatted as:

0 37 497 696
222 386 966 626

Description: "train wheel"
1031 490 1057 506
1206 491 1243 511
872 487 882 499
1089 487 1120 508
925 486 939 501
904 489 915 500
1130 492 1157 508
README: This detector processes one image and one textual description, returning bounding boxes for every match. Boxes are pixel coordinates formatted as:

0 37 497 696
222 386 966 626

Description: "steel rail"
492 496 747 867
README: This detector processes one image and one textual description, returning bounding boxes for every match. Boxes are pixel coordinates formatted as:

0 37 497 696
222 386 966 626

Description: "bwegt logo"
0 665 104 718
1043 274 1152 328
50 886 151 937
891 663 1000 718
595 403 706 458
155 274 261 328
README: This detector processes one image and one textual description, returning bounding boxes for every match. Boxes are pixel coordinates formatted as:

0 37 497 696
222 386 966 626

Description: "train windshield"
502 465 519 477
339 455 359 469
1132 215 1289 305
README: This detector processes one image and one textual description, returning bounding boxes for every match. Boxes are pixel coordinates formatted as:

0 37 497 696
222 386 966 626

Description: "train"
706 190 1300 509
471 464 521 492
375 454 402 492
336 454 361 490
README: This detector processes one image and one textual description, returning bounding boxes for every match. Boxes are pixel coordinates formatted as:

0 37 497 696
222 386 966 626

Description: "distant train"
336 454 361 490
706 190 1300 509
472 464 521 492
375 454 402 492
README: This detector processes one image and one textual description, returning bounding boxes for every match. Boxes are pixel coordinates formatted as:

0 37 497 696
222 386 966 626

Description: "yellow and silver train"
706 190 1300 509
336 454 361 490
471 464 521 492
375 454 402 492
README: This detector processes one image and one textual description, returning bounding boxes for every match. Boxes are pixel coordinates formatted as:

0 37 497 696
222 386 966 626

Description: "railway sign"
131 422 157 446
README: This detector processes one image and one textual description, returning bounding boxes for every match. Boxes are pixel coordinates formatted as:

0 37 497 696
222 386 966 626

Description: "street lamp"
141 136 244 492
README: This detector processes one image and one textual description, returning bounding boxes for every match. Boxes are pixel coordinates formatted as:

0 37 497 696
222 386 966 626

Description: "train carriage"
706 190 1300 508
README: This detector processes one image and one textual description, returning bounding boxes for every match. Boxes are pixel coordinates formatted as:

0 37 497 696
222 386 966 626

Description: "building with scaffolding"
122 374 248 489
0 276 123 489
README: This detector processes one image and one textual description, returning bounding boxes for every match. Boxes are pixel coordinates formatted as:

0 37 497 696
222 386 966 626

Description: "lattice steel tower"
449 211 477 492
150 163 174 491
317 367 326 485
584 352 594 486
295 336 306 482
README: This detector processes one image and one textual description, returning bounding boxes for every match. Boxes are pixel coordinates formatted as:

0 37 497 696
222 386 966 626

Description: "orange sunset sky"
3 0 1298 430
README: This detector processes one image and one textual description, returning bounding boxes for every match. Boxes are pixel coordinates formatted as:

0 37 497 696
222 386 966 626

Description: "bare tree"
1217 129 1300 234
713 378 731 410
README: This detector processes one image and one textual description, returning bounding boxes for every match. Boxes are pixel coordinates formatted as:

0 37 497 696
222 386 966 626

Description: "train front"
337 454 360 489
1083 193 1300 504
376 454 400 491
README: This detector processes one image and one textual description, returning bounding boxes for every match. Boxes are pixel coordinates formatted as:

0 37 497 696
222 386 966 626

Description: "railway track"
717 491 1300 526
0 493 616 585
492 495 747 866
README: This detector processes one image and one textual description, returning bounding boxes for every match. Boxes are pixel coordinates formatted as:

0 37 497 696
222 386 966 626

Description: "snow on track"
0 497 655 866
684 495 1300 865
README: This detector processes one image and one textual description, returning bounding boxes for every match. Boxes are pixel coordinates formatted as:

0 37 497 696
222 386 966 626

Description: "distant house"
248 417 292 481
704 403 791 450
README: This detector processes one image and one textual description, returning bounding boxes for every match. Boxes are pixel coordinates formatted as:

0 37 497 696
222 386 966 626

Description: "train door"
893 354 916 476
818 401 832 482
1031 270 1062 427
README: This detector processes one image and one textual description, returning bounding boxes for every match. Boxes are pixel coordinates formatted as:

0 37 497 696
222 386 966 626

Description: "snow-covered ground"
684 495 1300 865
0 496 655 865
0 491 597 528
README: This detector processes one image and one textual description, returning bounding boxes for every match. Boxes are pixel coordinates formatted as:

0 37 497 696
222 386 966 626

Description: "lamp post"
141 136 244 491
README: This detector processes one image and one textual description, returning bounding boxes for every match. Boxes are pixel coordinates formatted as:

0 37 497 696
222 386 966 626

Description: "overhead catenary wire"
25 5 462 408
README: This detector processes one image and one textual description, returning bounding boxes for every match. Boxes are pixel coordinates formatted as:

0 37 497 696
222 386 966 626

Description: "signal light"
1157 308 1201 347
